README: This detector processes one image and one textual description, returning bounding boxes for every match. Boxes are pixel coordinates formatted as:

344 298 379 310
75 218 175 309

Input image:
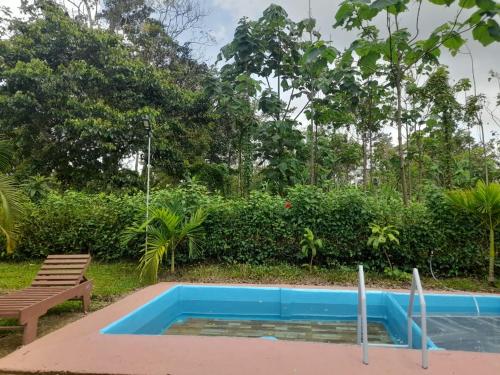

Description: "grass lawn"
1 261 498 358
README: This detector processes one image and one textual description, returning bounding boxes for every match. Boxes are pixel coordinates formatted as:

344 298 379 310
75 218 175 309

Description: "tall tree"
335 0 500 203
219 5 338 191
0 1 212 189
420 67 463 188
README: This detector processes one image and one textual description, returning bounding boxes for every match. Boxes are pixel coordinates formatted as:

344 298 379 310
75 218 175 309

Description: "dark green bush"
10 192 143 261
1 184 489 277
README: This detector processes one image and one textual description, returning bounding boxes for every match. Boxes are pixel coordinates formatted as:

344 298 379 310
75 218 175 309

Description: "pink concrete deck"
0 283 499 375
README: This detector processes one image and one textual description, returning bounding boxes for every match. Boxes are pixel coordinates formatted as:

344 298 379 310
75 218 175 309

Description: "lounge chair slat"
35 275 82 280
31 281 78 286
12 292 63 297
47 255 90 259
13 289 65 294
44 259 89 264
0 310 21 315
41 264 88 269
37 270 82 275
0 306 34 309
0 302 39 307
5 293 58 297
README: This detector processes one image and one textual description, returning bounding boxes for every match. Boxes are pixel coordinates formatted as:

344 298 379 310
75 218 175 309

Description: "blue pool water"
101 285 500 352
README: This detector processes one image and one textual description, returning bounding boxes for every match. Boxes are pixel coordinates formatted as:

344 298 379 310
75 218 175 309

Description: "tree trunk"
442 110 453 189
362 131 368 187
489 222 495 285
171 248 175 274
308 91 316 185
396 77 408 205
417 124 423 192
369 130 373 185
238 133 243 196
479 119 489 185
406 123 412 200
309 120 315 185
384 248 393 271
314 121 318 184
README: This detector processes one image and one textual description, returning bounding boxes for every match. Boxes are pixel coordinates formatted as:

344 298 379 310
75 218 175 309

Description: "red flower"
284 201 292 209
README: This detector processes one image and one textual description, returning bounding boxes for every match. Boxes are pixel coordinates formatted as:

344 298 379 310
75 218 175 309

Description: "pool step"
368 343 409 349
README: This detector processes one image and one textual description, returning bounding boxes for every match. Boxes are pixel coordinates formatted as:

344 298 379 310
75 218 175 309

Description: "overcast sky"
3 0 500 140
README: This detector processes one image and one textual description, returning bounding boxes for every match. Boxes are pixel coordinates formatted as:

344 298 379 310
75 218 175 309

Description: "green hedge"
3 184 489 277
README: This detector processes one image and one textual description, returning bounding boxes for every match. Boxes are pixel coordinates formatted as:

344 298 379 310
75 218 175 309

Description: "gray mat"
414 316 500 353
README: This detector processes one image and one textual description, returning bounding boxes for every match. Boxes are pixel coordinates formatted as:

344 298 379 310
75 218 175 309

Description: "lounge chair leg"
23 318 38 345
82 292 91 313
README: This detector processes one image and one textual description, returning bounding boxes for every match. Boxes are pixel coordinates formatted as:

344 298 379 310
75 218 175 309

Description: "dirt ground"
0 300 110 359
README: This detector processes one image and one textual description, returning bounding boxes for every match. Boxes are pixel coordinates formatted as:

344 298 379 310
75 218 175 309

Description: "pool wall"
101 285 455 349
392 293 500 316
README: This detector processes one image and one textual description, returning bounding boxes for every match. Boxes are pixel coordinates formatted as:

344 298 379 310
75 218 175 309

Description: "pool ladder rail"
357 266 429 369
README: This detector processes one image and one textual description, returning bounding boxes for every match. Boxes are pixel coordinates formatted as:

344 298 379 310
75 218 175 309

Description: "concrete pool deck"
0 282 499 375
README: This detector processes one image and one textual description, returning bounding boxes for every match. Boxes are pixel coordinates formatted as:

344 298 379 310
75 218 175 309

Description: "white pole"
145 119 152 251
358 265 369 365
146 130 151 221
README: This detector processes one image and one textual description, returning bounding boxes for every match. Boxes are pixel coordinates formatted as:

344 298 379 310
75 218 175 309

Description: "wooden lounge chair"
0 254 93 344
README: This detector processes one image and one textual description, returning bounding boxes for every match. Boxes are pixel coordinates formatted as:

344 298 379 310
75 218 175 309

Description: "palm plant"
446 180 500 284
367 224 400 271
123 201 207 283
0 138 24 254
300 228 323 272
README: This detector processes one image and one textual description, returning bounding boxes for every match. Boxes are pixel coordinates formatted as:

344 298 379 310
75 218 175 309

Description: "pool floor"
415 316 500 353
164 318 393 344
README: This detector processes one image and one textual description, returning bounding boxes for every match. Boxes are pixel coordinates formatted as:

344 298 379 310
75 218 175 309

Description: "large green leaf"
370 0 400 9
473 21 496 46
458 0 476 8
335 2 354 25
487 19 500 41
428 0 455 5
476 0 496 11
358 50 380 75
442 32 466 54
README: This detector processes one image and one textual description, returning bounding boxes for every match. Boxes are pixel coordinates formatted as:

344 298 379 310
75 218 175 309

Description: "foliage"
0 137 25 254
446 180 500 284
218 5 341 190
334 0 499 204
0 1 213 190
22 175 60 202
123 200 207 282
1 185 491 279
367 224 400 270
300 228 323 272
0 175 25 253
1 1 497 198
8 191 142 260
0 1 499 282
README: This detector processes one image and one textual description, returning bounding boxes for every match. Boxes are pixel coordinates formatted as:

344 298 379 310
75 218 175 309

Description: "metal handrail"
357 265 368 365
407 268 429 369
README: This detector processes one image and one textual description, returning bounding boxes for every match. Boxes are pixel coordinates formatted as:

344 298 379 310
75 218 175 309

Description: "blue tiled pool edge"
101 285 459 350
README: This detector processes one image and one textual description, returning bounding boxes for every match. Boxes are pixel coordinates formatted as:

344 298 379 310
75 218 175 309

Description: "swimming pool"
101 285 500 353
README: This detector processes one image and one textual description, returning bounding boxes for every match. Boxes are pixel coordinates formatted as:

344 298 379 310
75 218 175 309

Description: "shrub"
1 184 490 277
9 192 142 260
